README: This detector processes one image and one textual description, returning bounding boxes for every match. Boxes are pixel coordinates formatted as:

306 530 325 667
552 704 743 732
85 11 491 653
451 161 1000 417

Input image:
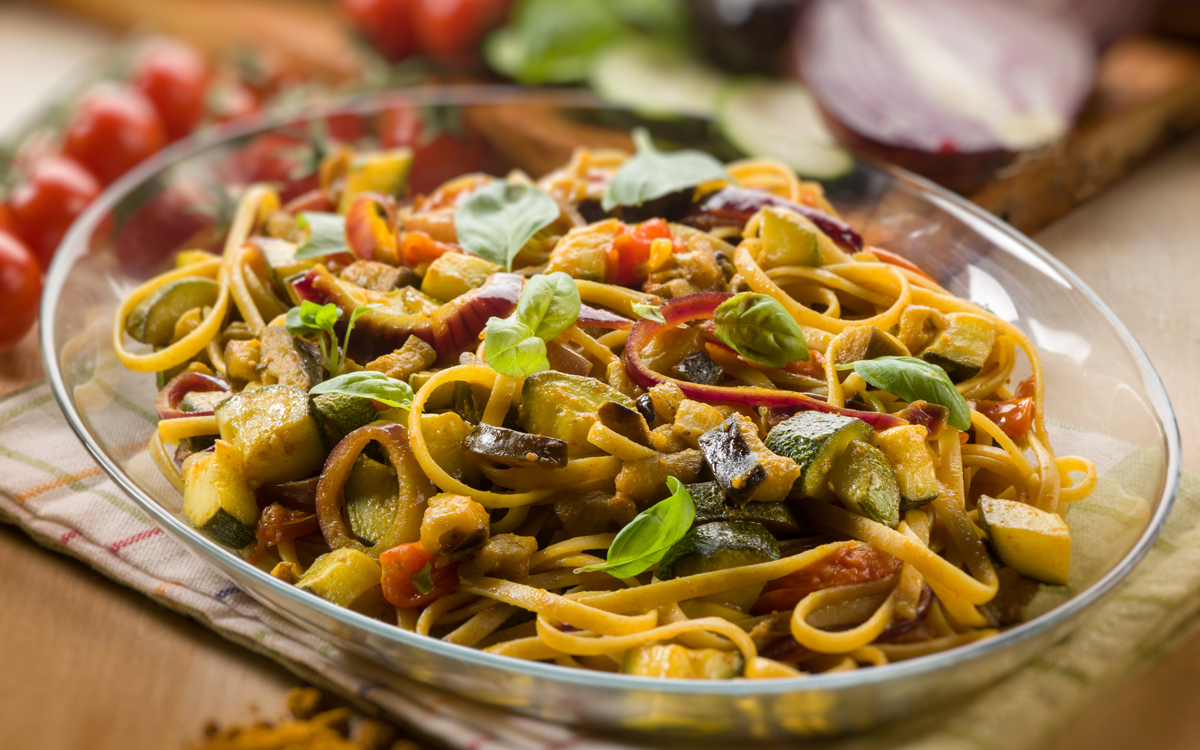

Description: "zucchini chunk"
687 481 808 538
215 385 327 487
463 423 569 469
182 439 259 549
764 411 873 500
179 390 231 413
758 207 822 269
672 400 732 449
257 237 316 297
295 548 383 609
420 253 501 301
313 392 379 440
698 414 801 504
920 313 997 382
832 325 907 366
657 520 781 611
828 440 902 529
260 325 324 390
978 496 1070 585
622 643 744 679
421 412 482 486
672 351 724 386
345 454 398 546
518 371 635 457
872 425 940 510
125 277 220 346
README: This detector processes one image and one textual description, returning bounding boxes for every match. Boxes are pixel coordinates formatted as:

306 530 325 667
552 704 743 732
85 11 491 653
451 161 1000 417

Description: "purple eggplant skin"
597 401 654 447
683 187 864 251
698 415 768 503
463 423 569 469
672 350 725 386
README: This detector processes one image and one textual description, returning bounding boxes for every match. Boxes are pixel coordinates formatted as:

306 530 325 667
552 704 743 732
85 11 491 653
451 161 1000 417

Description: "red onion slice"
1013 0 1161 48
688 188 864 252
155 371 231 420
577 304 633 330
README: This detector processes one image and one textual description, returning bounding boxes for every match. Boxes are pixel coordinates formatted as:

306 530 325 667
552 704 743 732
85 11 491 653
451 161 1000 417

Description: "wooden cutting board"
35 0 1200 236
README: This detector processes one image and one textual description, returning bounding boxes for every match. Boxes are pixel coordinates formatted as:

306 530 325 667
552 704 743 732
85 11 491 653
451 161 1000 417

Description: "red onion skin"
688 188 864 252
1014 0 1161 48
344 192 400 265
255 476 319 510
155 371 230 420
624 292 906 429
577 304 632 330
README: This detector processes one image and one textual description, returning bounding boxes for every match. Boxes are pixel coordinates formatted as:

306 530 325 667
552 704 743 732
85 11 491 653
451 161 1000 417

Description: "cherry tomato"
325 112 366 144
132 40 210 141
413 0 509 58
62 84 167 186
380 542 458 608
7 155 101 270
972 396 1035 438
339 0 419 63
751 545 900 615
606 219 673 286
381 105 486 196
0 205 16 237
0 231 43 351
402 230 460 267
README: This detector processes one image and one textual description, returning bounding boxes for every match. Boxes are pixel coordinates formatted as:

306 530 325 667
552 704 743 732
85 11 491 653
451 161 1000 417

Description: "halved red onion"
794 0 1095 194
155 371 230 420
623 292 905 428
1014 0 1161 48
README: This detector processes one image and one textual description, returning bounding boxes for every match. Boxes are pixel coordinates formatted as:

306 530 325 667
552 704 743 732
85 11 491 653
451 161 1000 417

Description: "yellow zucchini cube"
296 548 383 608
978 496 1070 586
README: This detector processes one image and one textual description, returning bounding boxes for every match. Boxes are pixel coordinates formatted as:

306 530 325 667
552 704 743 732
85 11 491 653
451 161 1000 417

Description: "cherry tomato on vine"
0 231 43 351
62 84 167 185
132 40 210 141
7 155 101 270
207 79 262 123
413 0 510 58
339 0 419 63
381 105 485 196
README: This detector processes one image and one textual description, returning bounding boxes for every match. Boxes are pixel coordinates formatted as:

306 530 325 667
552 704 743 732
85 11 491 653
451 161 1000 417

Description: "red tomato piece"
380 542 458 608
62 84 167 186
7 155 101 270
751 545 900 615
606 218 672 286
339 0 419 62
0 231 43 351
132 40 210 141
380 105 486 196
413 0 510 58
402 230 461 267
973 396 1035 437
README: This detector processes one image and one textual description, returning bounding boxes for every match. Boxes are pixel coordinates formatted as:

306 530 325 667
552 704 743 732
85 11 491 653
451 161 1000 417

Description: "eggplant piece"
699 414 801 504
832 325 907 366
596 401 653 447
672 351 724 386
463 423 569 469
339 260 420 292
454 381 483 424
686 481 808 538
260 325 323 390
635 394 659 428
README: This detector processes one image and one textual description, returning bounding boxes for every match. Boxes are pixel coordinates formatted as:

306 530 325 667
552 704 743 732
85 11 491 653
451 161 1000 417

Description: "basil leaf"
309 371 414 410
838 356 971 431
578 477 695 578
412 562 435 595
285 301 339 336
713 292 808 367
516 272 581 341
454 182 560 271
483 318 550 378
631 302 666 324
601 128 730 212
294 212 348 259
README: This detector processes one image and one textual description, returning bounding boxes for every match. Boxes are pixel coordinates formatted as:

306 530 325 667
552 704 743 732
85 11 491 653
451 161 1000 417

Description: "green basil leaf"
294 212 348 259
284 306 308 336
309 371 414 410
483 318 550 378
454 182 560 271
838 356 972 431
516 272 581 342
412 562 435 595
713 292 808 367
631 302 667 324
601 128 730 212
577 476 695 578
312 301 342 332
483 0 626 85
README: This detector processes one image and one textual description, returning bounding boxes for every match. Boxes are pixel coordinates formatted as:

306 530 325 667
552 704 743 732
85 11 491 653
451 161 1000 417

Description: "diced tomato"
751 545 900 615
973 396 1034 437
380 542 458 608
867 246 936 284
402 230 461 267
606 218 673 286
1014 375 1036 400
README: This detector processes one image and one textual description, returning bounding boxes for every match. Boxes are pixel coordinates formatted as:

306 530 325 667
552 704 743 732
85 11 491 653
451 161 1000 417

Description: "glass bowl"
41 87 1180 739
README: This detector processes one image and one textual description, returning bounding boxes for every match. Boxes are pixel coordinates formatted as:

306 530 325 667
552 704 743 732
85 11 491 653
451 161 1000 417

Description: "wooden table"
2 5 1200 748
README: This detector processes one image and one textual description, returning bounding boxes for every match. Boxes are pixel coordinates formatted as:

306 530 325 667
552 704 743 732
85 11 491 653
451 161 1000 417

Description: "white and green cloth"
0 379 1192 750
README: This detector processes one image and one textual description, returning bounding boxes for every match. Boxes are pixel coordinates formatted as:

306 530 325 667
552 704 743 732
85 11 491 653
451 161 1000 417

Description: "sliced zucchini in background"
765 412 872 500
920 313 998 382
828 440 901 529
257 238 316 298
215 385 327 487
623 643 744 679
589 40 727 119
717 79 854 180
125 277 220 346
182 439 259 549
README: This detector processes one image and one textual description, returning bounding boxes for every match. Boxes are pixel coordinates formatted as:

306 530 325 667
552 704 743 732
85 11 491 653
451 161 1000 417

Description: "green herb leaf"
454 181 560 271
309 371 414 410
516 272 581 341
483 318 549 378
412 562 435 595
294 212 348 259
631 302 666 324
577 477 695 578
285 301 339 336
713 292 808 367
837 356 971 431
601 128 730 212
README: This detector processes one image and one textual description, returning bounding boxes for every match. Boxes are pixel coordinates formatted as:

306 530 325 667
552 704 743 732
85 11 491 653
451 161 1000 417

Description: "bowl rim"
40 84 1182 697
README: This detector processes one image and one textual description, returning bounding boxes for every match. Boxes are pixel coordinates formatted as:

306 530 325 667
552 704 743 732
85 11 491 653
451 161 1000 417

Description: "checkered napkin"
1 378 1195 750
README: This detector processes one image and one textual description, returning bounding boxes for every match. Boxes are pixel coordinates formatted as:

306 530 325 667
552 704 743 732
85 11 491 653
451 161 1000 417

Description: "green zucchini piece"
764 411 873 500
873 425 940 510
345 454 398 546
687 481 807 538
125 277 220 346
260 325 324 390
759 207 822 269
622 643 744 679
920 313 997 382
978 496 1070 586
828 440 901 529
420 252 501 301
519 371 635 457
657 520 781 611
295 548 383 608
214 385 327 487
257 237 315 297
313 391 378 440
181 440 259 549
832 325 907 366
421 412 482 486
179 390 231 413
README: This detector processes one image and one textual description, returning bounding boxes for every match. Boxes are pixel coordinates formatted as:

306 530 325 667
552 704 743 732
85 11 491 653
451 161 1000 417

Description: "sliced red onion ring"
577 304 633 330
687 188 863 252
155 371 231 420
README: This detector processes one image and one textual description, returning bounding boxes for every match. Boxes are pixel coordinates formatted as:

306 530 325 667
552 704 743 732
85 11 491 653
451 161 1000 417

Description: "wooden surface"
3 5 1200 749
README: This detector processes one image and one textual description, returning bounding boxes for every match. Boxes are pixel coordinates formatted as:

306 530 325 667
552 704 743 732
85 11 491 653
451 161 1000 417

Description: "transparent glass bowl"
41 87 1180 739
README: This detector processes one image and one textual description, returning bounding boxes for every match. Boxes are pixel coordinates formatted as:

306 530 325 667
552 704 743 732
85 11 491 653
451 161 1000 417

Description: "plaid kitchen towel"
0 378 1193 750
